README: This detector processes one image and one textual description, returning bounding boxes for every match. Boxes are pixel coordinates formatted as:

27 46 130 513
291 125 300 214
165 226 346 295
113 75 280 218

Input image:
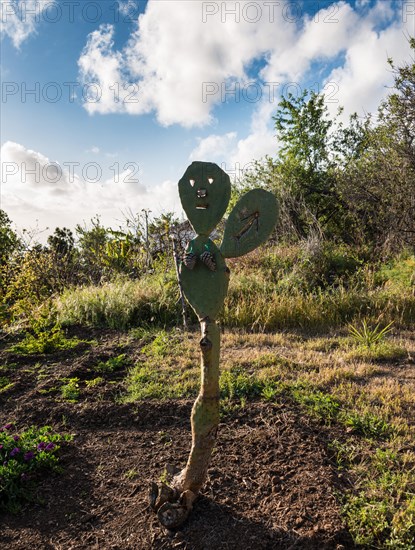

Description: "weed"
85 377 104 387
219 366 265 401
124 469 138 479
291 386 341 424
328 439 360 470
96 353 131 374
60 378 80 402
141 330 182 358
0 376 14 393
348 319 394 349
159 468 169 484
9 325 82 355
261 384 280 401
220 396 247 418
341 411 393 439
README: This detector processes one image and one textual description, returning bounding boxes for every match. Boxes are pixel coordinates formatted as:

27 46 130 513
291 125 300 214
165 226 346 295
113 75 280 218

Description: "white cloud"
1 141 182 237
76 0 414 190
189 132 237 163
118 0 138 18
77 0 295 126
324 11 415 120
185 0 414 171
86 146 100 154
0 0 52 49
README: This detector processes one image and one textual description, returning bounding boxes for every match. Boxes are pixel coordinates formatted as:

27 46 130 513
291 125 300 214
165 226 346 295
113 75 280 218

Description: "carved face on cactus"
179 161 231 236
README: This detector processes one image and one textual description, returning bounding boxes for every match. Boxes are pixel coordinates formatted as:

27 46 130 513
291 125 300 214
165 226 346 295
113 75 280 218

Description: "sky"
1 0 414 240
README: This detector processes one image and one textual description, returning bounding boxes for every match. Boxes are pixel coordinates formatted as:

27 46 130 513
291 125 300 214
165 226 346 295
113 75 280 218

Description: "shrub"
0 423 71 513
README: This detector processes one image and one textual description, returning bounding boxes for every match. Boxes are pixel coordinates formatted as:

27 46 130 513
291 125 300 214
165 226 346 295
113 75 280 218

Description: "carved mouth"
196 204 208 210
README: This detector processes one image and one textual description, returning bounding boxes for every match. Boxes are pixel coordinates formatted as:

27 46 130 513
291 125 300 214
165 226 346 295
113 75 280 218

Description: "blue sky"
1 0 414 238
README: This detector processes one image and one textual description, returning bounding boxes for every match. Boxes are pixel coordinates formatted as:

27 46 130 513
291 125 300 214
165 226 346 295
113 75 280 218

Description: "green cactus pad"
178 162 231 236
220 189 279 258
180 236 229 321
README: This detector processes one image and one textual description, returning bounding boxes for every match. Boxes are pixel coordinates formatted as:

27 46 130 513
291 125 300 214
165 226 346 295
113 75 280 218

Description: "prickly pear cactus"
149 161 278 529
220 188 279 258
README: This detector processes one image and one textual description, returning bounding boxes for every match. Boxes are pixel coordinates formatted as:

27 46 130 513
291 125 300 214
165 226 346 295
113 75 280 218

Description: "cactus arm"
180 236 229 321
220 189 279 258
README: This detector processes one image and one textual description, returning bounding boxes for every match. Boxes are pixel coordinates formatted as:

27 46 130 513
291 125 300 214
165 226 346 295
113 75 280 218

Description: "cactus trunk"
149 318 221 529
174 318 220 495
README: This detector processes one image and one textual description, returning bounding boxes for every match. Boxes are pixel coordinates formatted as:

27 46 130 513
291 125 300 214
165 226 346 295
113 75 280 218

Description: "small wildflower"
2 423 13 431
24 451 35 461
45 442 55 452
10 447 20 457
37 442 47 451
13 435 20 441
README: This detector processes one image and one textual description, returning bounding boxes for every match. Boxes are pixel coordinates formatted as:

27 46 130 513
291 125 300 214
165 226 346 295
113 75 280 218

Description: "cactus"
149 161 278 528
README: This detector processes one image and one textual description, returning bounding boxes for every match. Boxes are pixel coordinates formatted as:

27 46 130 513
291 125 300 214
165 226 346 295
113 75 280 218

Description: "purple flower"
45 442 55 452
37 442 47 451
24 451 34 461
0 444 3 450
13 435 20 441
10 447 20 457
2 423 13 431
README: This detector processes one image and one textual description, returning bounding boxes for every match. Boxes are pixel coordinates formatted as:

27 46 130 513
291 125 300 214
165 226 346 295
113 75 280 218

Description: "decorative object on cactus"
149 161 279 528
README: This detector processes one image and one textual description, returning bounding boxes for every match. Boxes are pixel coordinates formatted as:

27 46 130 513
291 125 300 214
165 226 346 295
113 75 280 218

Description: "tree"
338 38 415 252
0 210 21 266
47 227 75 257
234 91 353 240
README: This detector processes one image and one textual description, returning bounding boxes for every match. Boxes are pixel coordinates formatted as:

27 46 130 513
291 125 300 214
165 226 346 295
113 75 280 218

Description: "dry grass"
121 324 414 548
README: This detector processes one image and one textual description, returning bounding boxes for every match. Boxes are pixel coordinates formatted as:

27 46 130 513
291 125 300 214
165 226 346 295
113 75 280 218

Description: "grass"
54 249 415 333
95 353 132 374
4 246 415 545
56 274 181 330
9 325 82 355
60 378 80 402
118 325 414 548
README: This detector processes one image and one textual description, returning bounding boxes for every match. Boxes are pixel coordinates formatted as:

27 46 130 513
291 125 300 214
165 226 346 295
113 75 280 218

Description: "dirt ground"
1 329 354 549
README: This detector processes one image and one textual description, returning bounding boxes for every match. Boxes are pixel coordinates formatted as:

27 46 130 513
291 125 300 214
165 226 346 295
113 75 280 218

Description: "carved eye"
208 178 214 184
189 179 195 187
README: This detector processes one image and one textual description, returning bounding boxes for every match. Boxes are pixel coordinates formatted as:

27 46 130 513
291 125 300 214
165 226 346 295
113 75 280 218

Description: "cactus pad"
178 161 231 236
180 237 229 320
220 189 279 258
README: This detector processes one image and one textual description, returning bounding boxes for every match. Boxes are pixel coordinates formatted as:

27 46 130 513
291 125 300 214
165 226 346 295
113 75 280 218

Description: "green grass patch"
290 385 341 424
95 353 132 374
342 453 415 548
345 342 407 363
9 325 82 355
0 376 14 393
341 410 394 439
60 378 80 402
56 275 181 330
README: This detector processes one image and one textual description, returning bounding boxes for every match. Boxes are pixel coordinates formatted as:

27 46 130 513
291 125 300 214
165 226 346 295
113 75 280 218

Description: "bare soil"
0 328 354 549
